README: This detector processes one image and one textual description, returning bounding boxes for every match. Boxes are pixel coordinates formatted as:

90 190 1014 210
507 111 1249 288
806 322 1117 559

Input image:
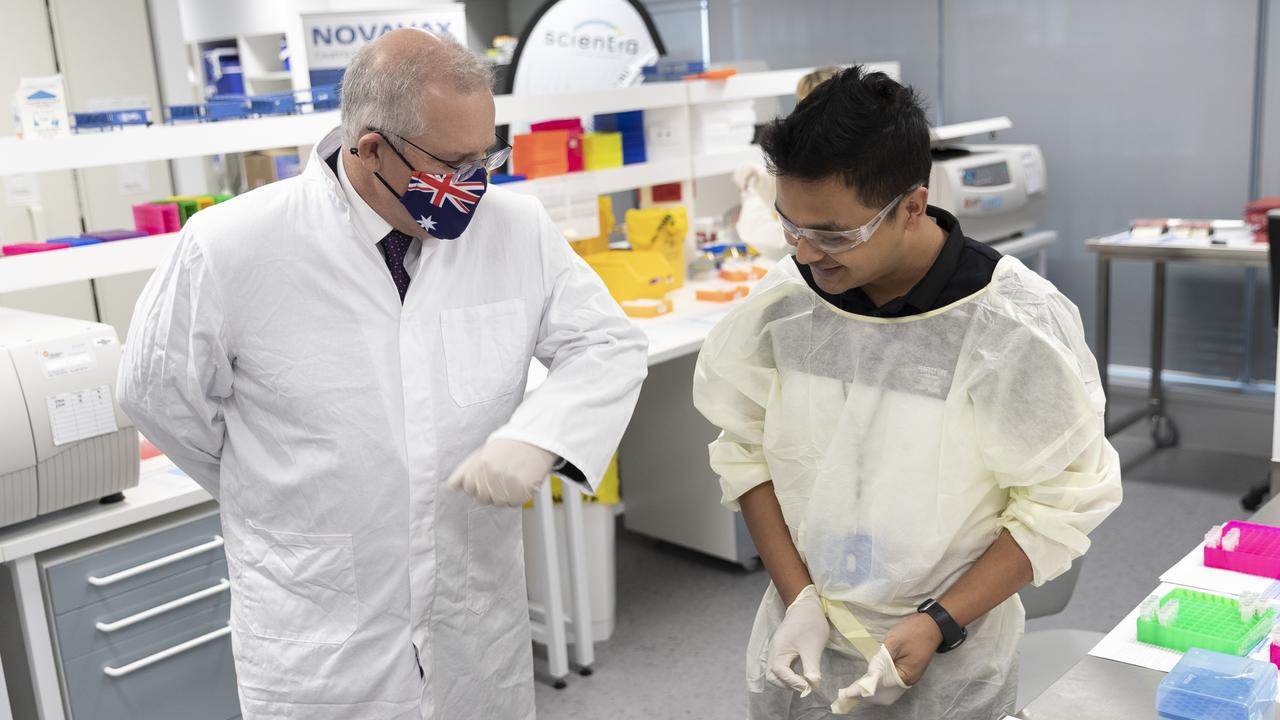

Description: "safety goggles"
776 186 918 255
373 128 512 178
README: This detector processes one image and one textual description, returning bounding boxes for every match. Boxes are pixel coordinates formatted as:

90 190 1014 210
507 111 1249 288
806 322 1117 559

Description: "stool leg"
563 486 595 674
535 481 570 688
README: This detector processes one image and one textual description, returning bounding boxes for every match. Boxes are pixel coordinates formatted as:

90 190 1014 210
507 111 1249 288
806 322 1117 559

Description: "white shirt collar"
337 148 393 246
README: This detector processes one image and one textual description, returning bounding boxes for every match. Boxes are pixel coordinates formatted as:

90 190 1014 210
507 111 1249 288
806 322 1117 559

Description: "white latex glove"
830 644 911 714
446 439 556 507
766 584 829 696
733 162 762 193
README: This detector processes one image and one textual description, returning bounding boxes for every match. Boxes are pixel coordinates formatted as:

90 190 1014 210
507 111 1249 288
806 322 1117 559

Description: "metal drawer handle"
96 578 231 633
103 624 231 679
87 535 224 588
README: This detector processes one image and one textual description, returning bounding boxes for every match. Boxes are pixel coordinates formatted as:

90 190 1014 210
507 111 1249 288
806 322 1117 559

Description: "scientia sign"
302 6 468 86
508 0 665 95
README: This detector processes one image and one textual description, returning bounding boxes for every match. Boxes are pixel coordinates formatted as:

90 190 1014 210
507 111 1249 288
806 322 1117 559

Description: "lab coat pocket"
466 506 522 615
236 521 358 644
441 299 528 407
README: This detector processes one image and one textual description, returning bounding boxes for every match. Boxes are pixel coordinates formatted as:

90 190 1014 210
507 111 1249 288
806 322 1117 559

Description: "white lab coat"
118 128 648 719
693 257 1122 719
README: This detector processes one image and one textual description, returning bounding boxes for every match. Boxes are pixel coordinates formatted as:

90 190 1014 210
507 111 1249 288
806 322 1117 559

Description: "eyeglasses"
373 128 512 178
776 186 919 255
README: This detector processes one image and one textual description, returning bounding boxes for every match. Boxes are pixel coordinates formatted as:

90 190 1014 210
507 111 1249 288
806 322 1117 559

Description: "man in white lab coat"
119 29 647 720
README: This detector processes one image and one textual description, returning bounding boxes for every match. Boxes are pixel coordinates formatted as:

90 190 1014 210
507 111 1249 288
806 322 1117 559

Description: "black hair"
760 65 931 209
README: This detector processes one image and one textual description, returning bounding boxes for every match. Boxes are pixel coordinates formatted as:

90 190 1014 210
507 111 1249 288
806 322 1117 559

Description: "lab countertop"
1017 495 1280 718
0 456 212 562
1087 231 1268 267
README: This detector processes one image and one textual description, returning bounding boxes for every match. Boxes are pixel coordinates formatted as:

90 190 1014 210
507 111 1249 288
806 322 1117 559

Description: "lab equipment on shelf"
309 83 340 111
0 309 139 529
1137 587 1273 656
1157 648 1276 720
582 132 622 170
3 243 67 255
248 93 297 116
1204 521 1280 578
531 119 584 172
71 108 151 132
82 229 148 242
47 236 100 247
592 111 645 164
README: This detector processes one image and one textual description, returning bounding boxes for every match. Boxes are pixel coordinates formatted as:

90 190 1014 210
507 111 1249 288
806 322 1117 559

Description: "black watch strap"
917 598 967 653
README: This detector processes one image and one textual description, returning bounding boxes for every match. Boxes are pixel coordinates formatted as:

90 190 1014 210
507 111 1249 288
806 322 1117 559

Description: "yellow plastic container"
626 206 689 289
168 195 216 211
583 132 623 170
584 250 675 303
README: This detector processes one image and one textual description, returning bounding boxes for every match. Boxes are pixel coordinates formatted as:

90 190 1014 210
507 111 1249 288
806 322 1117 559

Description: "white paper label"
3 174 40 206
42 343 96 378
47 385 118 446
116 163 151 194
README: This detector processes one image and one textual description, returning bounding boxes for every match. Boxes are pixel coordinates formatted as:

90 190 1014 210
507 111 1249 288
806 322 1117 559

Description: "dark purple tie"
380 229 413 302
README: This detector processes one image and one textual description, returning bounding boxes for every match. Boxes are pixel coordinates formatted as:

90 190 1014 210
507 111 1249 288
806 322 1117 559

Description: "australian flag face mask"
365 137 489 240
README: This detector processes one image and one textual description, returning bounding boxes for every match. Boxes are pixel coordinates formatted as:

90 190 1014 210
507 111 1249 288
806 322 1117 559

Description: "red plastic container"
1246 197 1280 242
1204 520 1280 578
3 242 69 255
133 203 169 235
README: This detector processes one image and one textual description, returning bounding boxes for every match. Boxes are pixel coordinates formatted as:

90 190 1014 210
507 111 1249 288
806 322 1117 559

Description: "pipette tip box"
1157 648 1276 720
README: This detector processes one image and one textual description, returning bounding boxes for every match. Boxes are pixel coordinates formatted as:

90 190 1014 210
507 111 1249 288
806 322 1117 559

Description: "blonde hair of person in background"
796 66 842 101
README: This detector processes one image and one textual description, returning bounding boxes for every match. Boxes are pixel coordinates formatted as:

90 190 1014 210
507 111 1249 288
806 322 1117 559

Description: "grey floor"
533 431 1270 719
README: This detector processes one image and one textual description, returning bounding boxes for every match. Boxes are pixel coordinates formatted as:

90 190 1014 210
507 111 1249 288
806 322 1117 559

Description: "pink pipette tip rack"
1204 521 1280 578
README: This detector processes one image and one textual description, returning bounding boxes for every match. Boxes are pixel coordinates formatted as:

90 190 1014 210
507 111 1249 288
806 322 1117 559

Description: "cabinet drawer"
62 604 238 720
54 559 229 662
44 510 223 614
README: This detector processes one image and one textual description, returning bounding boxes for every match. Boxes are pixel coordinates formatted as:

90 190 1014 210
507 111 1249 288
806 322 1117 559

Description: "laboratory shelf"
1204 521 1280 579
0 232 179 293
692 145 763 179
1 112 339 176
684 62 899 104
494 82 689 125
1136 588 1273 656
0 64 901 178
504 157 691 196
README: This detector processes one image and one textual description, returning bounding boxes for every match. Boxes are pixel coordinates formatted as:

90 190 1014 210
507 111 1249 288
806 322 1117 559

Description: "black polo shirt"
795 206 1001 317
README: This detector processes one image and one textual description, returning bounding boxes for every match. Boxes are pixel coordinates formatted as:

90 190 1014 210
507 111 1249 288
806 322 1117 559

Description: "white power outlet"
647 122 677 146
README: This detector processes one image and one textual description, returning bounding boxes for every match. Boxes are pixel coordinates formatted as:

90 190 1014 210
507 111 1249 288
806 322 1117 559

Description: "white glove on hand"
831 644 911 714
446 439 556 507
766 584 829 696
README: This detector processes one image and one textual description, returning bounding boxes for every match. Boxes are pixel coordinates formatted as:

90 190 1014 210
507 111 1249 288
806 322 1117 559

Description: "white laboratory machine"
0 309 138 528
928 116 1047 244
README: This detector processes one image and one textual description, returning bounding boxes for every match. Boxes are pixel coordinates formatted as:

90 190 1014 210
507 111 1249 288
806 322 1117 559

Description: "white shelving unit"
693 145 763 179
0 65 902 295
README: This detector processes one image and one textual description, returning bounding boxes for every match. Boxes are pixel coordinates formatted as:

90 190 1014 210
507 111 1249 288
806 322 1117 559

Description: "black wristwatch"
917 598 967 653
